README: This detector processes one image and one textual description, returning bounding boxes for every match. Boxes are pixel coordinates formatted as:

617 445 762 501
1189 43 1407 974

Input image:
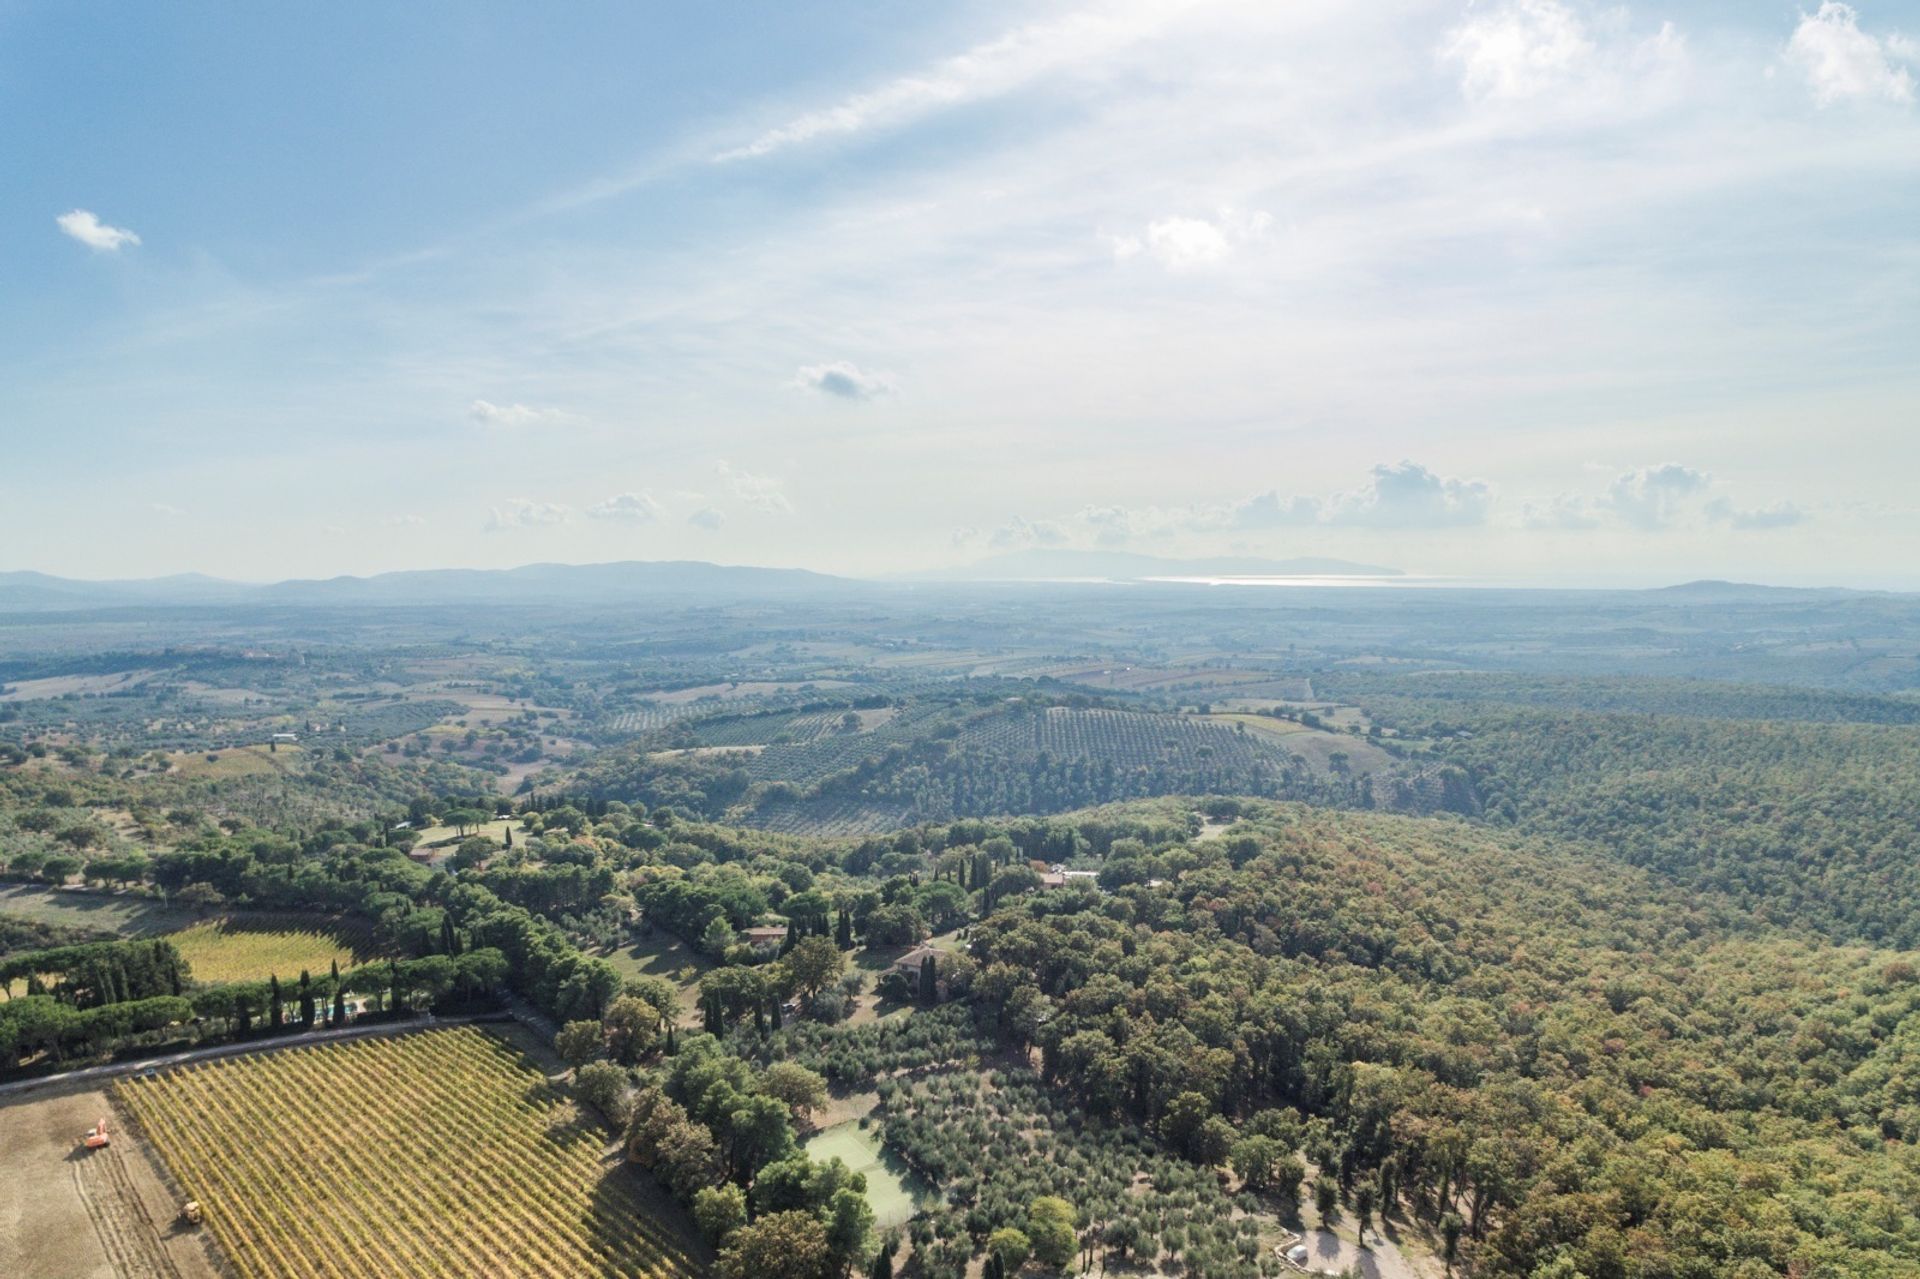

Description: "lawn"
117 1025 704 1279
804 1118 934 1231
165 917 374 984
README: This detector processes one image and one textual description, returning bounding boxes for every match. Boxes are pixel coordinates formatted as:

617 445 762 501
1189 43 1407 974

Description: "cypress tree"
332 985 347 1027
870 1248 895 1279
919 954 938 1006
769 997 783 1031
836 909 853 951
389 959 404 1013
299 970 316 1030
270 975 284 1029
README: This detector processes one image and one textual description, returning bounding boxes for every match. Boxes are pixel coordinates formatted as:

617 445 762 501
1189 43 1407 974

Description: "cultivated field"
117 1026 703 1279
164 919 372 985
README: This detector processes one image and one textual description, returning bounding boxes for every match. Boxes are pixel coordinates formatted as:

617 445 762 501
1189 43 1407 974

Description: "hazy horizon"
6 2 1917 588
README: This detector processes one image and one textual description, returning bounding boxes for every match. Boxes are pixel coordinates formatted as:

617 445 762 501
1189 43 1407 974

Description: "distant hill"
919 548 1402 581
0 561 859 612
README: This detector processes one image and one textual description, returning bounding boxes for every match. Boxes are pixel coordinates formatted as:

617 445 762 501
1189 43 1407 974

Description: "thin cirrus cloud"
792 361 895 401
1783 2 1916 106
688 507 726 531
56 209 140 252
711 1 1189 161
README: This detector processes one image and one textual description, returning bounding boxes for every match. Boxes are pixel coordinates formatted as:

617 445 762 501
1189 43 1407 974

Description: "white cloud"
988 516 1069 549
1705 497 1810 530
1518 493 1603 530
1603 462 1710 529
56 209 140 252
1225 491 1323 531
484 498 571 532
1441 0 1596 102
716 460 794 513
151 502 181 518
714 2 1186 161
388 514 427 528
792 361 895 401
1113 208 1273 272
587 492 662 524
688 507 726 531
468 399 567 428
1325 461 1493 529
1784 3 1915 105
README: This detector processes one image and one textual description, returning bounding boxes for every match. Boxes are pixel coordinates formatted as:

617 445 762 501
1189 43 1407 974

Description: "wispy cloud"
716 461 794 514
468 399 569 428
484 498 571 532
56 209 141 252
688 507 726 531
713 1 1191 161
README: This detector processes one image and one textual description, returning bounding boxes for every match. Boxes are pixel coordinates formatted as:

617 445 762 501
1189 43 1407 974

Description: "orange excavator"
80 1117 111 1150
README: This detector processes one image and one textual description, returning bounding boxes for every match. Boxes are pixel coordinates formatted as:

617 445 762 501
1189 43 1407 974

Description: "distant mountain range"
916 549 1403 581
0 561 857 612
0 562 1884 614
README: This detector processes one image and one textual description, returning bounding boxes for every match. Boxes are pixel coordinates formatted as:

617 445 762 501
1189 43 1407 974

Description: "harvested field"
0 1084 217 1279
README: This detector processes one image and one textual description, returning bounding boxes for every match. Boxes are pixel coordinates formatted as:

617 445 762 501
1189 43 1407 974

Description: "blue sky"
4 0 1918 585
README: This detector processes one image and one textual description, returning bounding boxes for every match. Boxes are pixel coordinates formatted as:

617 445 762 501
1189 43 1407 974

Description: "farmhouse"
1039 865 1101 890
742 924 790 955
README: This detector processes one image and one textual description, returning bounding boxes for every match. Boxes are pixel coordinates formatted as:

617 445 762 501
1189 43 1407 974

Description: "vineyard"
165 917 374 985
117 1026 703 1279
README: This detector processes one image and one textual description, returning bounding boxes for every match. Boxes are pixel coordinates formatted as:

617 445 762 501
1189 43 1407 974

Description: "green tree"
785 936 847 1004
986 1226 1031 1273
1026 1196 1077 1270
716 1210 830 1279
693 1183 749 1247
556 1019 604 1068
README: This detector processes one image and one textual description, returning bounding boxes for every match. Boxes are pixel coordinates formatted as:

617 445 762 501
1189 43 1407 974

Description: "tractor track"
73 1144 184 1279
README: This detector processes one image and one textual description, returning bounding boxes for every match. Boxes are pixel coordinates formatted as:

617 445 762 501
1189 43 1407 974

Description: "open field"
165 918 373 985
0 670 160 701
163 745 303 781
1201 711 1314 739
803 1118 931 1231
601 929 711 1025
0 1083 218 1279
117 1025 704 1279
0 885 215 937
403 816 525 850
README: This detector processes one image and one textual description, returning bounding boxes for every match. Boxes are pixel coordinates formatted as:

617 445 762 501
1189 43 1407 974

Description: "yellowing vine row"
117 1026 702 1279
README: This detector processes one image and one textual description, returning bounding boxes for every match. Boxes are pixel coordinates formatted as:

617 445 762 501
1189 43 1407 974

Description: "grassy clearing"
117 1025 704 1279
804 1118 934 1231
165 917 373 985
601 929 710 1024
1200 712 1313 739
165 744 304 780
0 884 213 935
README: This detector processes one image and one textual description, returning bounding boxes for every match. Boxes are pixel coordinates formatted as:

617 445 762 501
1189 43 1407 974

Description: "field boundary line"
0 1009 516 1101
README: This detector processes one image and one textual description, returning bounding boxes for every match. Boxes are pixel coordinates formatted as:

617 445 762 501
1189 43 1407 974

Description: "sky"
3 0 1918 588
